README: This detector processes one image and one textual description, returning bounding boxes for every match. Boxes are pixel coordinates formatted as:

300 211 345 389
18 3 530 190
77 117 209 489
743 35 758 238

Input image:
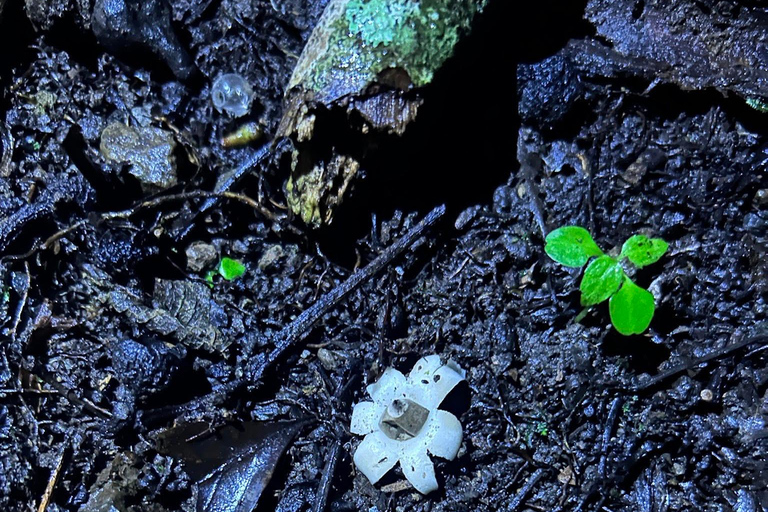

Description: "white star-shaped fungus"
350 355 466 494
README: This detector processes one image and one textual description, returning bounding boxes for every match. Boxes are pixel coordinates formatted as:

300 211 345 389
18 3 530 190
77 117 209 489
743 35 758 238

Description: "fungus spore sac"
211 73 253 117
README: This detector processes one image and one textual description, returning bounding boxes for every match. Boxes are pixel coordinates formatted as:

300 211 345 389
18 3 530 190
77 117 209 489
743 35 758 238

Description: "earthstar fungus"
350 355 466 494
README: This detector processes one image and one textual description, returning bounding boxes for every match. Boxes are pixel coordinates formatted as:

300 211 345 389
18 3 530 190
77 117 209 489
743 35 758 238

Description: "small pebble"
186 242 218 272
258 245 284 271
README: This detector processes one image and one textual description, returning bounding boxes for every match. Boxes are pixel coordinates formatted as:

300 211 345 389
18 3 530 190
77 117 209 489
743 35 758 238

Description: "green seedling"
545 227 668 335
205 257 247 287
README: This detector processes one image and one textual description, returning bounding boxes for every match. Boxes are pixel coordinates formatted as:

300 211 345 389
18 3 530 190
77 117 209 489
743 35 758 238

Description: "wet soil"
0 1 767 511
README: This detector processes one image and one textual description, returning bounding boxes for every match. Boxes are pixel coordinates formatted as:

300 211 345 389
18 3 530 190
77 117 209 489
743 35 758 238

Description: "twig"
0 388 58 395
312 441 341 512
499 461 529 495
176 142 280 240
99 190 275 223
258 204 446 380
37 441 67 512
627 331 768 393
517 151 548 238
34 367 113 418
0 120 12 177
509 468 547 511
2 190 275 263
9 261 30 338
597 397 622 479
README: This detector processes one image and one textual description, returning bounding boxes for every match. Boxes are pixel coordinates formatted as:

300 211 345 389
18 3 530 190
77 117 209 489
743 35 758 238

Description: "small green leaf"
580 256 624 306
204 270 216 288
218 257 246 281
609 278 655 335
545 226 604 267
621 235 668 268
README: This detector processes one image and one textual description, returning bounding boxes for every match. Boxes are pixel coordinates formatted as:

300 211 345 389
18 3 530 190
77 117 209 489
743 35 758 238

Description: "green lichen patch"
289 0 487 101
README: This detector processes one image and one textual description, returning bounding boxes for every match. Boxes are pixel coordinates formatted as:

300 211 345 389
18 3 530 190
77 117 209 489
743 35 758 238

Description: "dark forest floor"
0 1 767 511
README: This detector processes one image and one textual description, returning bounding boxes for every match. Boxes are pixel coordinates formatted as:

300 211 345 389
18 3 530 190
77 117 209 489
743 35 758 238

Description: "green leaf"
545 226 604 267
620 235 668 268
609 278 655 335
218 257 246 281
580 256 624 306
204 270 216 288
